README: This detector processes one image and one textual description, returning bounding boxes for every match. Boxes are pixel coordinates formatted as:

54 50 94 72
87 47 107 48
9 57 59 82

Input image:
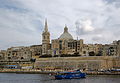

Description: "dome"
59 26 73 40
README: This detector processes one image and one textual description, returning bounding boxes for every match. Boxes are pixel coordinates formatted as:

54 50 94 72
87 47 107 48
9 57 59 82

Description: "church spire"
42 19 50 55
44 19 48 32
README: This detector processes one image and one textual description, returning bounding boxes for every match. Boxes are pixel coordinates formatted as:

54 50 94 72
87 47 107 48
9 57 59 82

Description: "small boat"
54 70 86 79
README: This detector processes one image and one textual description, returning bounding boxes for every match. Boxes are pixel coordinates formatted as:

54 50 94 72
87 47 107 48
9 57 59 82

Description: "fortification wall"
35 56 120 70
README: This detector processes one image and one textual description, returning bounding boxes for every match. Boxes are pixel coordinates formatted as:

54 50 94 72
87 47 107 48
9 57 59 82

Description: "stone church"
42 20 84 56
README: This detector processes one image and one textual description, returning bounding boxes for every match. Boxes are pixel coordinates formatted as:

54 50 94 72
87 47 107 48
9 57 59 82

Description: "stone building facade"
44 25 85 56
6 46 32 61
102 40 120 57
52 27 84 56
82 44 103 56
103 44 117 56
30 45 42 57
0 50 6 60
116 40 120 56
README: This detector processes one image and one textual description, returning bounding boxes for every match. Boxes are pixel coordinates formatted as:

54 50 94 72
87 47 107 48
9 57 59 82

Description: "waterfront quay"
35 56 120 72
0 69 120 75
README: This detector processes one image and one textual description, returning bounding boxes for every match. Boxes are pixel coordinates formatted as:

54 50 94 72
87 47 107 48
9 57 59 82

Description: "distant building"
0 50 6 60
101 40 120 57
30 45 42 57
82 44 103 56
6 46 32 61
115 40 120 56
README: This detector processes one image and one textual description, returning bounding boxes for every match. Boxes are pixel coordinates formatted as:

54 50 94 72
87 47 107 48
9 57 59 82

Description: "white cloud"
0 0 120 49
76 18 95 35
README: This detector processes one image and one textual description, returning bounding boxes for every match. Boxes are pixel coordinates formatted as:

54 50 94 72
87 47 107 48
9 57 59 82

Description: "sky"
0 0 120 50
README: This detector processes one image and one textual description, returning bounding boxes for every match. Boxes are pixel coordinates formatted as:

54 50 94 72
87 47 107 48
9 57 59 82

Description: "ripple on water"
0 73 120 83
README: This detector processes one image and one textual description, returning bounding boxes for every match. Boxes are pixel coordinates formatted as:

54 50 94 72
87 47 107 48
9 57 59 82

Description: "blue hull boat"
54 70 86 79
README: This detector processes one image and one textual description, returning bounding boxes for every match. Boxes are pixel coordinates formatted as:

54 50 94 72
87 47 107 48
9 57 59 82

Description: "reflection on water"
0 73 120 83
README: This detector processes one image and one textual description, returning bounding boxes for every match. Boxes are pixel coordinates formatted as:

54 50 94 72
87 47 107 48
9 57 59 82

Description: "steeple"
44 19 48 32
42 19 50 55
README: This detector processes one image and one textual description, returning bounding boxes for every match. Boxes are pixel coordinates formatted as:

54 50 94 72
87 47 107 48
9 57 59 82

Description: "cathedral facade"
42 20 84 56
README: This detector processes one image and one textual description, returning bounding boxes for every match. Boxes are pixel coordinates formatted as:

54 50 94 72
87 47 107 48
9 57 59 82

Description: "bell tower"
42 19 50 55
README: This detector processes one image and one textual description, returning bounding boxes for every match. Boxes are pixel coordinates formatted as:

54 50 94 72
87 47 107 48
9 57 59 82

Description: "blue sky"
0 0 120 50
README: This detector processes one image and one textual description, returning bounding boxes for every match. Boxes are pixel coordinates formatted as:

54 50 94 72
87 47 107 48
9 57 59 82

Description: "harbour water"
0 73 120 83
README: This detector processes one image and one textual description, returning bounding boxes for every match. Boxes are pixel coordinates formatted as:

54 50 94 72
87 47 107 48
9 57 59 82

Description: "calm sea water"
0 73 120 83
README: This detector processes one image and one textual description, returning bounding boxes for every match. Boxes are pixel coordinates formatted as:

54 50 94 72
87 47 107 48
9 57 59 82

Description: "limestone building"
6 46 32 61
30 45 42 57
82 44 103 56
117 40 120 56
102 40 120 57
52 25 84 56
103 44 117 56
0 50 6 60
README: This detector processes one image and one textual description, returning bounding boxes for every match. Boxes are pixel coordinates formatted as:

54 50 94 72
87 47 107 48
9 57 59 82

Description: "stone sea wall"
35 56 120 70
